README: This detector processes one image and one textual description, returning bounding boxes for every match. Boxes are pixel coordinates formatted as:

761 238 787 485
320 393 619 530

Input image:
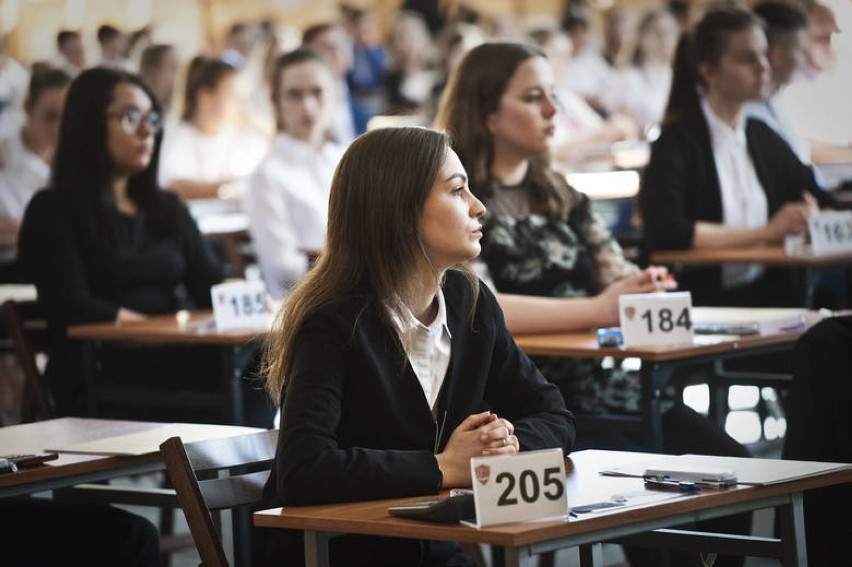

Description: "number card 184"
467 448 567 527
618 291 693 347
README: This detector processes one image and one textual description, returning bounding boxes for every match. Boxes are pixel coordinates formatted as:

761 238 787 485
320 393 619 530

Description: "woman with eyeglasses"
16 67 246 423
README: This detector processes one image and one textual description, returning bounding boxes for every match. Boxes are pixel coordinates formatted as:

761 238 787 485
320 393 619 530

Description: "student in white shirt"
0 38 29 140
604 8 680 136
245 48 344 299
0 67 70 280
745 1 811 164
158 56 268 201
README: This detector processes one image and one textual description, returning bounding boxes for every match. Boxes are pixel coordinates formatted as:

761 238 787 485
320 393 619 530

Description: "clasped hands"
436 411 517 488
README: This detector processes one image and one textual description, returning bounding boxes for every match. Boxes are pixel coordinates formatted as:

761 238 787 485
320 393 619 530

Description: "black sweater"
638 110 832 303
18 188 225 414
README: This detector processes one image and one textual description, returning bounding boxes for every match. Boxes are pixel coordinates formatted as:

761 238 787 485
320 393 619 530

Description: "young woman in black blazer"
638 6 832 307
257 127 575 566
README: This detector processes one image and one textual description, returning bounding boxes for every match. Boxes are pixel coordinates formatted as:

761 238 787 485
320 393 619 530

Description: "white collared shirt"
244 133 344 299
389 289 452 413
0 130 50 220
745 90 811 165
158 120 269 193
701 99 767 288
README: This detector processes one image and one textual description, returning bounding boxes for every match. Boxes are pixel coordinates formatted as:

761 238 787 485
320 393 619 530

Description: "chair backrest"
1 300 52 423
159 428 278 567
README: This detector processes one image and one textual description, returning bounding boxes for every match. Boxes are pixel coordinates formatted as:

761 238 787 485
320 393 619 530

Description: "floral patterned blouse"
479 179 642 414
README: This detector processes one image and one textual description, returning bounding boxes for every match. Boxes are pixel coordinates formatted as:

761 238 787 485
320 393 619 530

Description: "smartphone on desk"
388 493 476 524
0 453 59 473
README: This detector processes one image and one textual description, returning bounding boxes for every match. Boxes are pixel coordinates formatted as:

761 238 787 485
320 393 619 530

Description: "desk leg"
641 362 674 451
804 268 819 309
579 543 603 567
777 492 808 567
503 546 532 567
81 340 96 416
303 530 330 567
222 346 245 425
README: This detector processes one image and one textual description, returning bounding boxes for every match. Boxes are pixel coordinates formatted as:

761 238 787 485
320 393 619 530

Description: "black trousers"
781 315 852 565
0 500 160 566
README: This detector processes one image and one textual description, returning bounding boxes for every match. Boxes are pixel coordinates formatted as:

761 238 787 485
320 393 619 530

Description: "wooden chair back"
160 429 278 567
1 299 52 423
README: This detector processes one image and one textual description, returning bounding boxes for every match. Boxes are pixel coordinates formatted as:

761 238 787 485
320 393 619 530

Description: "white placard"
618 291 693 347
467 448 567 527
210 280 273 331
808 210 852 256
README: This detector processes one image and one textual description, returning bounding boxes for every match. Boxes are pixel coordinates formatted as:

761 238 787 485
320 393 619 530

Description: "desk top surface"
67 310 266 345
650 245 852 268
67 308 804 360
253 449 852 548
0 417 261 496
513 326 801 361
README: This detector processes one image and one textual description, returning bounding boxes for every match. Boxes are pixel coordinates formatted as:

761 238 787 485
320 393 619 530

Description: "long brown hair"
433 41 574 216
262 127 479 404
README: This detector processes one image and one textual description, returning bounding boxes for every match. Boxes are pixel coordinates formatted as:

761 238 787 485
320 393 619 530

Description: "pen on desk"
643 477 701 492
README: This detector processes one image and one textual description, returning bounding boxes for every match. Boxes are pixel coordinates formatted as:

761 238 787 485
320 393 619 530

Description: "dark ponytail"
662 5 763 123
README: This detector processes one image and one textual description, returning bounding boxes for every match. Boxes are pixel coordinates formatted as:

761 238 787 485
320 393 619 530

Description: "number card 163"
618 291 693 347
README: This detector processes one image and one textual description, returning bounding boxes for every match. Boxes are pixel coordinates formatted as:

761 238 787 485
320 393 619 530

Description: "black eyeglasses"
106 108 163 134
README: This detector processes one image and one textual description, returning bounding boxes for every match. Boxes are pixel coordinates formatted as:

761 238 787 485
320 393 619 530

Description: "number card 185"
211 280 273 331
618 291 693 347
468 448 567 527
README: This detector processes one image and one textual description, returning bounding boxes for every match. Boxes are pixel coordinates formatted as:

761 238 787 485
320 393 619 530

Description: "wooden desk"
68 312 268 424
650 246 852 269
255 449 851 567
513 322 803 449
0 417 259 499
811 144 852 166
650 246 852 308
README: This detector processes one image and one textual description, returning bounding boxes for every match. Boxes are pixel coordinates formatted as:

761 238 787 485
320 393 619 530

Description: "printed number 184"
640 307 691 333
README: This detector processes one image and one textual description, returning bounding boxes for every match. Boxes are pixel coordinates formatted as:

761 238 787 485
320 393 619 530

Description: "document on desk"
600 454 852 485
46 423 261 456
691 307 824 336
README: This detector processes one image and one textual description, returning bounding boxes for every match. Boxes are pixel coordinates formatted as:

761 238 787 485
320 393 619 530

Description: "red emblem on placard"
217 292 226 306
624 306 636 320
475 464 491 485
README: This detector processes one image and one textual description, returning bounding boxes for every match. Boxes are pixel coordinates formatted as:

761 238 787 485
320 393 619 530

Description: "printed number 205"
496 467 565 506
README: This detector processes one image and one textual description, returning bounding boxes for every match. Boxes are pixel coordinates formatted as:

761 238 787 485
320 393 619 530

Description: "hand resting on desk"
435 411 519 488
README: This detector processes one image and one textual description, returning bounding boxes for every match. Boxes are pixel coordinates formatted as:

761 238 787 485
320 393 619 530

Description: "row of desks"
67 306 809 450
3 417 849 567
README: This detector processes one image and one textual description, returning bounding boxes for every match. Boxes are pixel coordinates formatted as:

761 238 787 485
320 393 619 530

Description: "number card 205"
468 448 568 527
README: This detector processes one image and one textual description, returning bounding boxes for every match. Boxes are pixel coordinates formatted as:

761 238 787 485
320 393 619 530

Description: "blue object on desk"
597 327 623 347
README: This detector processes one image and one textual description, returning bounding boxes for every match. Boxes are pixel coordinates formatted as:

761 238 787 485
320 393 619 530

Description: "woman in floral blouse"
435 42 750 567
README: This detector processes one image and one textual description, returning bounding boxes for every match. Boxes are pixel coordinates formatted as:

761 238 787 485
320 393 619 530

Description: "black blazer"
638 109 832 303
264 270 575 508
